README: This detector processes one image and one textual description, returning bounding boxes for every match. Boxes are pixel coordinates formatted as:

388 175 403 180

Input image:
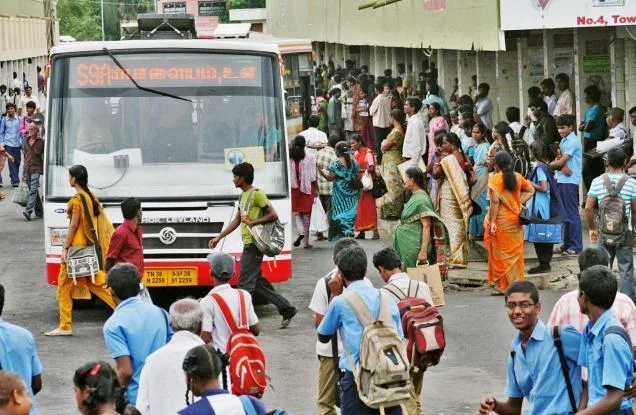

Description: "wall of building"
157 0 222 38
268 0 502 52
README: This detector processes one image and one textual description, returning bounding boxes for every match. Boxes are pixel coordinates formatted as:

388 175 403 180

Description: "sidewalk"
379 214 592 291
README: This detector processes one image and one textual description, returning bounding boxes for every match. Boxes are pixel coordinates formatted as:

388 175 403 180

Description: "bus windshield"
46 51 287 201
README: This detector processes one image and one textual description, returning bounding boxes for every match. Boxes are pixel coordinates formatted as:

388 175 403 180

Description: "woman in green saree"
394 167 448 270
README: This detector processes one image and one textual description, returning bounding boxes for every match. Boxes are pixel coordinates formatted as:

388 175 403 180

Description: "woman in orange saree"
351 135 379 239
484 152 535 294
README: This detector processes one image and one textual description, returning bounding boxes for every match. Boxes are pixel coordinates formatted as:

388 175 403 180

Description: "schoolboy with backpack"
317 245 410 415
373 248 443 415
585 147 636 302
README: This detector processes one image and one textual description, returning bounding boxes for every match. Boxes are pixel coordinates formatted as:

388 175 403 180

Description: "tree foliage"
57 0 101 41
228 0 266 9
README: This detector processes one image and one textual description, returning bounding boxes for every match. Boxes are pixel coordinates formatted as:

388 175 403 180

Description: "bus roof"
255 38 312 54
49 39 281 57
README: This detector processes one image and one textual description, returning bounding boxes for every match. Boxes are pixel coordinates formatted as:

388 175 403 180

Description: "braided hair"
494 151 517 191
182 344 223 406
73 361 126 415
334 141 352 168
69 165 101 217
493 122 514 154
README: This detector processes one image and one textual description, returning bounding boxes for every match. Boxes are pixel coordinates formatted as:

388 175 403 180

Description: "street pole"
100 0 105 41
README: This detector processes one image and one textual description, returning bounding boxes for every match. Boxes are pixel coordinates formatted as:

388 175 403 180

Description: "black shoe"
280 307 297 329
355 232 365 240
22 211 31 221
11 182 18 188
528 264 551 275
293 235 304 247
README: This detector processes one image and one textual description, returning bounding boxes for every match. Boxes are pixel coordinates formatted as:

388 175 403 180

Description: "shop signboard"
501 0 636 30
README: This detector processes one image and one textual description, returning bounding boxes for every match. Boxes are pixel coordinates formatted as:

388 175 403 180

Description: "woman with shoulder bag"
351 134 379 240
45 165 116 336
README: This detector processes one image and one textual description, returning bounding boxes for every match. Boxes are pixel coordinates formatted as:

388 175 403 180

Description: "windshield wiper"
103 47 192 103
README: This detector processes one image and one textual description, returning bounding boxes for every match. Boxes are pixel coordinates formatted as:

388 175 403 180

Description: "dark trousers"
238 244 294 316
4 146 21 184
319 194 332 236
340 370 402 415
558 183 583 253
534 242 554 267
605 231 636 303
374 127 390 164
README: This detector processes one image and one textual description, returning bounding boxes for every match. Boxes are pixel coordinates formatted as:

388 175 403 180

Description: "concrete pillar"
573 29 582 138
315 43 322 66
543 29 550 79
457 50 464 96
625 39 636 108
412 48 419 74
518 38 526 115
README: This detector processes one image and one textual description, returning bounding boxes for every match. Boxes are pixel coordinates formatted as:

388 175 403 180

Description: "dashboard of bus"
46 51 289 201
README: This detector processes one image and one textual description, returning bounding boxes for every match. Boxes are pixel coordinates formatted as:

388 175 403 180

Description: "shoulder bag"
66 194 103 284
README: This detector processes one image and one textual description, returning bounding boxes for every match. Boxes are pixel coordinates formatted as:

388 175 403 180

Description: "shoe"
293 235 304 247
355 232 366 240
280 307 297 329
371 230 380 240
0 183 3 188
11 182 18 188
44 328 72 336
316 234 328 241
553 246 567 254
528 264 551 274
22 211 31 221
35 214 43 219
562 250 577 256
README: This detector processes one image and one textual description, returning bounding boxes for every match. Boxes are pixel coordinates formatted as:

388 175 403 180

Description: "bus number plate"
144 268 198 287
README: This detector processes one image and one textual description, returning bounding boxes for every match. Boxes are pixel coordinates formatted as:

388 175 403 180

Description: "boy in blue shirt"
550 114 583 255
480 281 582 415
577 265 635 414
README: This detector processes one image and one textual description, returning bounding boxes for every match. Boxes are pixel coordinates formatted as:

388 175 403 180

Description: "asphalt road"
0 183 568 415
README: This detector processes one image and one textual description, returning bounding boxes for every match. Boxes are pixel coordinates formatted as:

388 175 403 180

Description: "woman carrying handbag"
44 165 116 336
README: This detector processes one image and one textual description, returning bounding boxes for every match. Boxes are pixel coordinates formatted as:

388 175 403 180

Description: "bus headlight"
50 228 68 246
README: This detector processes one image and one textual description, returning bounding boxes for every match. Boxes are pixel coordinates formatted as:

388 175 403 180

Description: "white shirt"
309 268 373 357
136 330 205 415
18 94 40 113
370 94 391 128
402 112 427 166
418 108 430 134
554 89 574 117
509 121 522 137
475 97 493 129
383 273 433 305
544 94 557 115
11 78 21 90
300 127 328 156
200 284 259 353
609 122 629 141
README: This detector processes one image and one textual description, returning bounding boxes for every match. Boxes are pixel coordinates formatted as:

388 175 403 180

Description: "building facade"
0 0 57 94
156 0 227 38
268 0 636 131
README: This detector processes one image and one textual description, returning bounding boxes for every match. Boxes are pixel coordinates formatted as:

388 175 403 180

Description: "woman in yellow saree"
484 152 535 294
432 132 473 268
44 165 116 336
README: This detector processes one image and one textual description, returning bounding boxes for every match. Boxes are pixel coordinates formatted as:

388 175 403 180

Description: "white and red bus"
43 39 292 289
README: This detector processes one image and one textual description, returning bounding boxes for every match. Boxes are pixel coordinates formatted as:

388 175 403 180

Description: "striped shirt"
548 289 636 380
587 173 636 231
316 146 337 196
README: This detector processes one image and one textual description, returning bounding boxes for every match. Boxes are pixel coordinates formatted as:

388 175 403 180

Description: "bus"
44 39 292 289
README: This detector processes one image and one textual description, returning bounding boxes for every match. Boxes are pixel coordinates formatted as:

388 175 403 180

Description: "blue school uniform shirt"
317 280 403 372
556 131 582 185
578 310 635 411
506 320 582 414
583 103 605 142
178 389 267 415
0 319 43 415
103 296 172 405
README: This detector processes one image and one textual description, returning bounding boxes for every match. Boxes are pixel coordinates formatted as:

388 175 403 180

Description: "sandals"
293 235 304 247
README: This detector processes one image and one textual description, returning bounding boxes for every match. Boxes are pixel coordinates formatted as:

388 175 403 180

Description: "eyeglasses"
505 302 536 311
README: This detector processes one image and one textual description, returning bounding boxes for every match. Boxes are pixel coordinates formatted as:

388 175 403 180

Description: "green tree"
57 0 101 41
228 0 266 9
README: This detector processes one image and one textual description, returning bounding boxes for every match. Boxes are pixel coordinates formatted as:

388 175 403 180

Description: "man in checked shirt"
316 134 341 241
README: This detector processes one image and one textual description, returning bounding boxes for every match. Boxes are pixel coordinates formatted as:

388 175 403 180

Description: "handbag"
372 175 388 199
66 194 103 284
348 167 363 191
11 181 29 207
361 170 373 191
406 263 445 307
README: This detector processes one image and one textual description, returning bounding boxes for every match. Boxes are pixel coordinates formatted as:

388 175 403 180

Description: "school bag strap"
382 280 421 302
241 188 258 215
603 173 629 197
211 290 248 333
552 326 577 414
603 325 636 371
238 395 258 415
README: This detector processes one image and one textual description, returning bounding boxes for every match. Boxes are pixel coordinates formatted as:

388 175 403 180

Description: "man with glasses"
479 281 582 414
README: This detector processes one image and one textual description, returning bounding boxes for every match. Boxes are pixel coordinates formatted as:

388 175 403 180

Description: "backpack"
211 290 267 398
382 281 446 371
598 174 630 247
603 326 636 389
243 189 285 257
510 139 531 177
340 291 411 412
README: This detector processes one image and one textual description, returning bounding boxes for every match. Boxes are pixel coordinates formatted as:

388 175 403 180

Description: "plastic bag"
361 170 373 191
309 198 329 235
12 181 29 207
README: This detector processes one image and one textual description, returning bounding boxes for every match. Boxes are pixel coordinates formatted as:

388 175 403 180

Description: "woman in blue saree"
319 141 360 241
468 123 490 240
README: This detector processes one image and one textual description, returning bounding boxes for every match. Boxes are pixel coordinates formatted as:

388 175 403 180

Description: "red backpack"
382 281 446 371
211 290 267 397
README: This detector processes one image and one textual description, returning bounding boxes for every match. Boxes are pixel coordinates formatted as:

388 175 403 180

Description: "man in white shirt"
554 73 574 117
606 107 629 141
17 86 40 116
136 298 205 415
309 238 372 415
474 83 493 130
540 78 558 116
370 83 392 162
11 72 21 91
300 115 328 156
0 85 8 117
373 247 433 415
402 97 427 169
200 253 260 389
